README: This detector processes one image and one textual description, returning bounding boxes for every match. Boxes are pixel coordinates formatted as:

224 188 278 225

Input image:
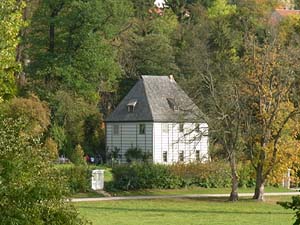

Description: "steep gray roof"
105 75 201 122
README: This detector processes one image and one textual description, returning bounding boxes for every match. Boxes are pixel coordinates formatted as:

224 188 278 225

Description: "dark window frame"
113 124 119 135
196 150 200 161
179 151 184 162
179 123 184 133
139 124 146 135
163 151 167 162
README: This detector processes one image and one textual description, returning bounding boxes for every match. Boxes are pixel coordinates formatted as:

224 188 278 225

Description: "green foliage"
125 147 152 163
1 95 51 136
50 123 67 151
26 0 133 101
278 196 300 225
119 7 178 78
58 165 91 194
111 163 183 190
44 137 59 160
71 144 87 166
208 0 236 18
238 162 256 188
0 0 25 100
51 91 101 157
0 116 87 224
83 113 105 159
111 161 257 191
169 162 232 188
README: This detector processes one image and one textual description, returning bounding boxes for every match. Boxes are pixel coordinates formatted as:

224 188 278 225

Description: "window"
179 123 184 133
167 98 178 111
128 105 134 112
163 151 168 162
196 150 200 161
127 99 137 113
195 123 200 132
162 123 169 133
139 124 145 135
179 151 184 162
113 124 119 135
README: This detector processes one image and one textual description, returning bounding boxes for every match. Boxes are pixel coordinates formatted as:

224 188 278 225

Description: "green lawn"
76 196 295 225
108 186 295 197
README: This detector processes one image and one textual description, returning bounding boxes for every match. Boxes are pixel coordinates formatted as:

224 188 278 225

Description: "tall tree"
179 0 243 201
241 22 300 201
0 0 25 100
118 2 179 79
26 0 133 102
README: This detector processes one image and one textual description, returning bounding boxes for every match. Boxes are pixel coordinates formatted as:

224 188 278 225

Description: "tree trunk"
253 164 265 201
229 153 239 201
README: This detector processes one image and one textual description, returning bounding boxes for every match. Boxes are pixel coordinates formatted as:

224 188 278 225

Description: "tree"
71 144 87 166
241 24 300 201
118 6 179 79
25 0 133 102
0 94 51 136
0 115 88 224
0 0 25 100
51 91 103 158
178 0 243 201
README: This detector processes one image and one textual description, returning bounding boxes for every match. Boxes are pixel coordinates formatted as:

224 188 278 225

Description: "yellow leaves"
208 0 236 19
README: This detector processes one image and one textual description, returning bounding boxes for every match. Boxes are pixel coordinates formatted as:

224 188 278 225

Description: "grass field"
108 186 295 196
76 196 295 225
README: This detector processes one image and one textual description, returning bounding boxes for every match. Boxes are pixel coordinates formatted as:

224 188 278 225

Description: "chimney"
169 74 175 82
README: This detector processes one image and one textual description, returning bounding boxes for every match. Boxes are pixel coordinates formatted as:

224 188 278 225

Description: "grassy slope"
76 196 295 225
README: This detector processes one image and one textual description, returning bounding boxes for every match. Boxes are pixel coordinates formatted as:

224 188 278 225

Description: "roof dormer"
127 99 137 113
167 97 178 111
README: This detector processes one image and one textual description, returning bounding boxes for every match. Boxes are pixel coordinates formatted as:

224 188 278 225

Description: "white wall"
106 122 153 163
153 122 209 164
106 122 209 164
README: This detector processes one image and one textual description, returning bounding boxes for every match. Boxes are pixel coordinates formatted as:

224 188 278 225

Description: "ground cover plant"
76 196 295 225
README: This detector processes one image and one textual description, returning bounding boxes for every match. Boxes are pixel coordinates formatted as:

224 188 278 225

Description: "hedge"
110 161 255 190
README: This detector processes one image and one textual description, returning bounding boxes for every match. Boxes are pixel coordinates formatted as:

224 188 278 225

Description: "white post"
91 169 104 190
283 168 291 189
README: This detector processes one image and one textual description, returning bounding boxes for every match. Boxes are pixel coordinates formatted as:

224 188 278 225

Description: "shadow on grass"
78 205 292 215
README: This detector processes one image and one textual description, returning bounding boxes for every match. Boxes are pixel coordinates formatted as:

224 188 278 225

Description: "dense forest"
2 0 300 202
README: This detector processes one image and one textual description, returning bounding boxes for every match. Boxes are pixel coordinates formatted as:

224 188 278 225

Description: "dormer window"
167 98 178 111
127 99 137 113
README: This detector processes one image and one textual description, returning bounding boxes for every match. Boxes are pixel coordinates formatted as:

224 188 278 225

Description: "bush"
0 116 88 224
110 161 258 191
169 162 232 188
238 162 256 188
58 165 91 193
70 144 87 166
111 163 183 190
125 147 152 163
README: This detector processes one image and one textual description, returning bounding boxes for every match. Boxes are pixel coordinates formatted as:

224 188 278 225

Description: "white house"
105 75 209 164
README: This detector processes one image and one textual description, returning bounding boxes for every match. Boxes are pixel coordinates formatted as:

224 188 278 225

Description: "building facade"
105 75 208 164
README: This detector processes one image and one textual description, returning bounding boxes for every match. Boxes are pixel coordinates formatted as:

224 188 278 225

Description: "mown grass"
107 186 295 197
75 196 295 225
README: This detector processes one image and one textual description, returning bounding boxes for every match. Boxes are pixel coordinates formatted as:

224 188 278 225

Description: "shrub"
58 165 91 193
238 162 256 188
0 116 88 224
70 144 87 166
110 161 259 191
111 163 183 190
169 162 231 188
278 196 300 225
125 147 152 163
